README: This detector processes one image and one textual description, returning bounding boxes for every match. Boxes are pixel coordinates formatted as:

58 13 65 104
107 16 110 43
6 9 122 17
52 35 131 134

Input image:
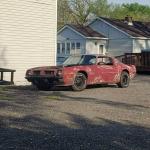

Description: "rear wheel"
72 73 87 91
118 71 130 88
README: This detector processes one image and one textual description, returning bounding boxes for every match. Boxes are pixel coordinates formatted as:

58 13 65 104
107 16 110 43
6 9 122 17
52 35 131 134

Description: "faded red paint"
25 55 136 87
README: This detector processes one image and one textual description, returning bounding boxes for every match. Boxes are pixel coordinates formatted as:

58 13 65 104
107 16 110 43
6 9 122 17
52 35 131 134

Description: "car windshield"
63 55 96 66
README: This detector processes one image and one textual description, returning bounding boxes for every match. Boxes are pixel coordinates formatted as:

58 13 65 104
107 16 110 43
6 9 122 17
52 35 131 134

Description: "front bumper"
25 76 64 86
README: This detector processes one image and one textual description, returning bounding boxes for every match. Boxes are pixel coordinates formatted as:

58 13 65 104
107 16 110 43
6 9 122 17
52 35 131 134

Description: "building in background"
0 0 57 84
89 17 150 56
57 24 108 64
57 16 150 64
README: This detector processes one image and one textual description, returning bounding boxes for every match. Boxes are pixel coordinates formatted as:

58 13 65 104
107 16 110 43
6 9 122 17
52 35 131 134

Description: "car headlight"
26 70 32 76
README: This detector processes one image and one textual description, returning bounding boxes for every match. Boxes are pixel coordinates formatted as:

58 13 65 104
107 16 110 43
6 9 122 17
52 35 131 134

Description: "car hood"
28 66 63 71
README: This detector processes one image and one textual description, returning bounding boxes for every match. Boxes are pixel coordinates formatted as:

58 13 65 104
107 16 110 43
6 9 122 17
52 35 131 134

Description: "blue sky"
108 0 150 6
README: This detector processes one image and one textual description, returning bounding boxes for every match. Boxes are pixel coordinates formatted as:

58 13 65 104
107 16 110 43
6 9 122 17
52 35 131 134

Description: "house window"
76 42 81 50
71 43 75 50
66 43 71 54
71 42 75 54
57 43 61 54
62 43 65 54
99 45 104 54
76 42 81 54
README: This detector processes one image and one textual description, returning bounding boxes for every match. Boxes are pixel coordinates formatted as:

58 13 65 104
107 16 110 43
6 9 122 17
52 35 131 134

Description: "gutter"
86 37 108 40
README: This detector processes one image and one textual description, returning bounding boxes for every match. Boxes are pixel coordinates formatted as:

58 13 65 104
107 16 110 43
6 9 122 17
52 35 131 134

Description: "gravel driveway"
0 74 150 150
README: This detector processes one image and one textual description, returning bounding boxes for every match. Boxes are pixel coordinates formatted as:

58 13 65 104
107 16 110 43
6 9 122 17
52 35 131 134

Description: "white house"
57 24 108 64
0 0 57 84
89 17 150 56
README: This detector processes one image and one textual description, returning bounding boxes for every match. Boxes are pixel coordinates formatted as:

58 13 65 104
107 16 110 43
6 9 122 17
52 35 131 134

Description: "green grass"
44 95 60 100
0 94 15 101
0 86 15 101
0 86 8 92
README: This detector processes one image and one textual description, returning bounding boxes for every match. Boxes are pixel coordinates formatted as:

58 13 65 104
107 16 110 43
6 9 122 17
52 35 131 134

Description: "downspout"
107 25 110 54
132 39 134 53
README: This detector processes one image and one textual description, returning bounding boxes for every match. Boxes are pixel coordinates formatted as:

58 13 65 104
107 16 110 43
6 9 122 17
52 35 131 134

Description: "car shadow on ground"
0 113 150 150
8 83 118 91
0 76 150 150
1 83 148 111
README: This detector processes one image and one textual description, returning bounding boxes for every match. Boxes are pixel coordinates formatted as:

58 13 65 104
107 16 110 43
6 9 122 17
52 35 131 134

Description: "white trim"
57 41 82 55
66 42 71 55
86 37 108 40
57 25 107 39
132 39 135 53
57 26 67 35
54 0 58 65
131 37 150 40
89 17 133 38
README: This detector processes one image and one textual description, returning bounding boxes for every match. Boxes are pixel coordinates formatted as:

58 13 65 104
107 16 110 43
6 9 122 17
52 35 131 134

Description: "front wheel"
118 71 130 88
72 73 87 91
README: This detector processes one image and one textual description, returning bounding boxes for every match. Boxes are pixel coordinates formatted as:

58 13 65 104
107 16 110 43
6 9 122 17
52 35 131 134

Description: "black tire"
32 79 52 90
118 71 130 88
72 73 87 91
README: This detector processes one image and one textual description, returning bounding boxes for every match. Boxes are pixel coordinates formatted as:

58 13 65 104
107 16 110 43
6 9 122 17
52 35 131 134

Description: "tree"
91 0 111 17
110 3 150 21
57 1 150 28
68 0 94 25
57 0 72 28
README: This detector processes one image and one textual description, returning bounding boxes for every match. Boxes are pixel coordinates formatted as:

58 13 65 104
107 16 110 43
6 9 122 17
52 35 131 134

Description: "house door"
99 45 104 54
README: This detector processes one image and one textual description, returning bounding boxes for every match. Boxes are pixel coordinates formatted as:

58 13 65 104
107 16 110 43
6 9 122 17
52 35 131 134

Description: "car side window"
81 55 96 65
97 57 113 65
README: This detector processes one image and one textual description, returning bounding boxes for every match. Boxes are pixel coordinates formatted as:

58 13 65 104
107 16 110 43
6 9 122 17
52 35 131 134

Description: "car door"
96 56 119 83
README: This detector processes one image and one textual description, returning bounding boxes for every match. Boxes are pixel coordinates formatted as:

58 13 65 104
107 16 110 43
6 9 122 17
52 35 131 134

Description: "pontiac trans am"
25 54 136 91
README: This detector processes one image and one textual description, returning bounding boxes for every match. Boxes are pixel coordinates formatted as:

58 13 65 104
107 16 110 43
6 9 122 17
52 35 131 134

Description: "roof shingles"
100 17 150 38
68 24 106 38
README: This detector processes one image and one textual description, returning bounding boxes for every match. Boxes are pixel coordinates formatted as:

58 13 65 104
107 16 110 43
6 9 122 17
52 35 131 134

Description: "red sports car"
25 54 136 91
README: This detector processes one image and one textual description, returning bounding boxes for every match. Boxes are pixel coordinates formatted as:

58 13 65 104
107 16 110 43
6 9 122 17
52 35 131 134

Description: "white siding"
86 39 107 54
89 19 133 56
133 39 150 53
0 0 57 84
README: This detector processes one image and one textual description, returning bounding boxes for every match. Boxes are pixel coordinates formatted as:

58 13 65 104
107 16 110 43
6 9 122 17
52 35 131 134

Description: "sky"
108 0 150 6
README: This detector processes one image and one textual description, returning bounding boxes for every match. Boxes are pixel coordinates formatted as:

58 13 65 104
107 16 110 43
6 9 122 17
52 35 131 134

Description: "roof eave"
86 37 108 40
131 37 150 40
57 25 87 39
58 24 107 39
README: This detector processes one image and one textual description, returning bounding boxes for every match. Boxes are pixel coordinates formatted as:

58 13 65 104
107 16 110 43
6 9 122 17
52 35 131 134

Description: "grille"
33 70 41 75
45 71 55 76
